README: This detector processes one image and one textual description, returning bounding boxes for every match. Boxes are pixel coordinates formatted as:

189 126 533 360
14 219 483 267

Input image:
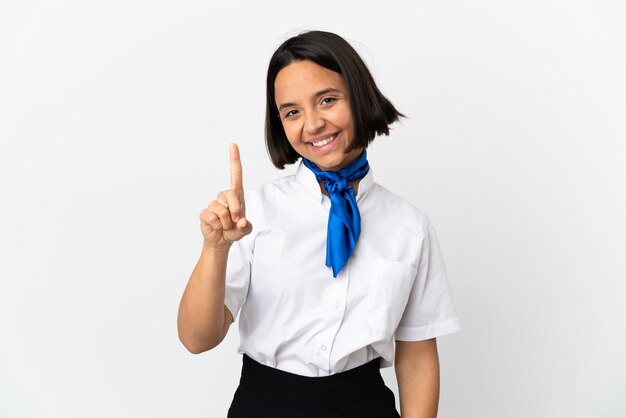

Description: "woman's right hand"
200 143 253 251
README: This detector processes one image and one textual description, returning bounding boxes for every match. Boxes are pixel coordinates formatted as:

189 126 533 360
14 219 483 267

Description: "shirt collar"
294 159 374 203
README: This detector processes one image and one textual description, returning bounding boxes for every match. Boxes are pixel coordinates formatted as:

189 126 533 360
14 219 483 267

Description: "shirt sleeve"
394 219 460 341
223 225 254 323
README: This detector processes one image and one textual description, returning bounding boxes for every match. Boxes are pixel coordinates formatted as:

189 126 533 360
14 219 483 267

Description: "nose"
303 109 325 134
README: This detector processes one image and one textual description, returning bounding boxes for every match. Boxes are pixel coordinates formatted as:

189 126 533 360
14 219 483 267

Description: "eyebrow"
277 87 342 112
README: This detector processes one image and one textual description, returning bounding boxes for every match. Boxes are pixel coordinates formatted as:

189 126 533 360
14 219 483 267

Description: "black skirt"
227 354 401 418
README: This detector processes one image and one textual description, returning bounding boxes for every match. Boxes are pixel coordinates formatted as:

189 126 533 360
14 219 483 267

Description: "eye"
321 97 336 105
284 109 298 118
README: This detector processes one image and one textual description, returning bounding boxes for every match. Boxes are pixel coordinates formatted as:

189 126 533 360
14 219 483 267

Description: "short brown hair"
265 30 404 169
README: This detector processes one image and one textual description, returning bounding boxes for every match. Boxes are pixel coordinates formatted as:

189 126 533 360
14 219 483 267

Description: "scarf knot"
302 151 369 277
325 177 347 195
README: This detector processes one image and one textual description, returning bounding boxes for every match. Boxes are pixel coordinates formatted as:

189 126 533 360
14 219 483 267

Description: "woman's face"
274 60 362 171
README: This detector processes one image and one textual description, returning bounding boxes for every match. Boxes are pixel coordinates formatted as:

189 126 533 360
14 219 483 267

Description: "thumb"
236 217 253 237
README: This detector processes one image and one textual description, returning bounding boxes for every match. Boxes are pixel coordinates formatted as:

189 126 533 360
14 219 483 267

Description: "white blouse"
224 160 460 377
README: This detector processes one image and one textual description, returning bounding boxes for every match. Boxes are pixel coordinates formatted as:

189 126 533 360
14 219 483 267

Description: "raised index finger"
229 143 243 192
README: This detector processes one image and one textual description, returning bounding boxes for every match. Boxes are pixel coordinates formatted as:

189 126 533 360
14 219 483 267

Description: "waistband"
237 354 386 411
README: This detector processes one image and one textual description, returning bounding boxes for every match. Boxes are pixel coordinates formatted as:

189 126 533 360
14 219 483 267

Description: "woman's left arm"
394 338 440 418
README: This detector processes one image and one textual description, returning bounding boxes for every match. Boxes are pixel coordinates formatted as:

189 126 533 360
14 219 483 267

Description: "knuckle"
208 201 226 214
216 206 230 217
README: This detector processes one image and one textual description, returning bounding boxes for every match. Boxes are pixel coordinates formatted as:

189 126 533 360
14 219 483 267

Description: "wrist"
202 240 232 257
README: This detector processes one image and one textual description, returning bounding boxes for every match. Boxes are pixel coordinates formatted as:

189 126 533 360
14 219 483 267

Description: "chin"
314 157 348 171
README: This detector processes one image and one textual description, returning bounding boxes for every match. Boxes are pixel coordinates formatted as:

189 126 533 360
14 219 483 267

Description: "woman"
178 30 460 417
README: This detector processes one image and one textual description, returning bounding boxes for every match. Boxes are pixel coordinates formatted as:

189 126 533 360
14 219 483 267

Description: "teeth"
311 134 336 147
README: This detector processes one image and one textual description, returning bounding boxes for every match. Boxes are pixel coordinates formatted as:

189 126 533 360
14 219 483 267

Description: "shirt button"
320 344 327 351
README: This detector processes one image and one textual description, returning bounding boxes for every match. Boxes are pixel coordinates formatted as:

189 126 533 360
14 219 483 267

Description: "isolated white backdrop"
1 1 625 417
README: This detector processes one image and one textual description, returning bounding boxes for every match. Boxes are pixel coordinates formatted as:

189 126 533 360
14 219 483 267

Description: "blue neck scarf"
302 151 369 277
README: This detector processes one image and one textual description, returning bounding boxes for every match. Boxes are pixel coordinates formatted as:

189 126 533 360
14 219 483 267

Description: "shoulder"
366 182 434 234
242 171 309 223
244 172 300 205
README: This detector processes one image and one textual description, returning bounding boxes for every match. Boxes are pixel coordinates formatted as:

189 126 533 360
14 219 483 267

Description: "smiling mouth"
309 133 338 148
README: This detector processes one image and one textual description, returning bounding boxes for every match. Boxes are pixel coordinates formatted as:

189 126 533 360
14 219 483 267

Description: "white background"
1 1 625 417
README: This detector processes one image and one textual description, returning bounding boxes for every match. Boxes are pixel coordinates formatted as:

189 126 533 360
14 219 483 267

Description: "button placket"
326 265 351 373
314 270 349 373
